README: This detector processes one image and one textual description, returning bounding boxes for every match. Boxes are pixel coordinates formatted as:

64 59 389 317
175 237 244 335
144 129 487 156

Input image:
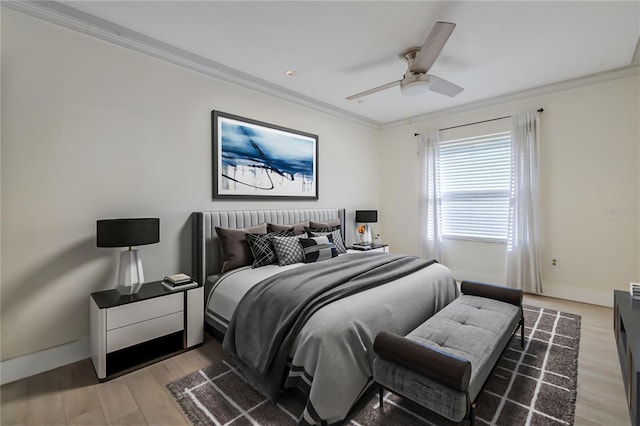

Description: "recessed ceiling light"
284 70 294 76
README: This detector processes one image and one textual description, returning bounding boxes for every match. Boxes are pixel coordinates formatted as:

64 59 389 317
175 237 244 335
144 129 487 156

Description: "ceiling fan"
346 21 463 101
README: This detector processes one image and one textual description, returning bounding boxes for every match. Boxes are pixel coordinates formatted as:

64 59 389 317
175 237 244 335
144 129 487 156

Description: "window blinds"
439 131 511 241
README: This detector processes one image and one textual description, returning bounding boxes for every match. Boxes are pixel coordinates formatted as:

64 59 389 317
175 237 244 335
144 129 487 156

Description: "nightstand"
349 243 390 253
90 281 204 381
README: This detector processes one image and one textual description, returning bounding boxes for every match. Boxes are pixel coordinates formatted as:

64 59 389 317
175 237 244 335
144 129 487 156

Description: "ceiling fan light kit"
400 75 430 96
346 21 463 101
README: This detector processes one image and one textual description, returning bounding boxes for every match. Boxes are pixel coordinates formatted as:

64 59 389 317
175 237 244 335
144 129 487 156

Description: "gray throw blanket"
223 253 437 401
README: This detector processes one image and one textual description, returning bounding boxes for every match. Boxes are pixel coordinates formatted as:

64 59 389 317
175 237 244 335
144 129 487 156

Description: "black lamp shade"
97 218 160 248
355 210 378 223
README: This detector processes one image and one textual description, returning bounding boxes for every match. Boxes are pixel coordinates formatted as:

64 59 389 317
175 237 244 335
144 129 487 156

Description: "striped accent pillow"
309 229 347 254
299 235 338 263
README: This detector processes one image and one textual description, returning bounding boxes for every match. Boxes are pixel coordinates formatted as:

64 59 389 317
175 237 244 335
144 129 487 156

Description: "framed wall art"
212 111 318 200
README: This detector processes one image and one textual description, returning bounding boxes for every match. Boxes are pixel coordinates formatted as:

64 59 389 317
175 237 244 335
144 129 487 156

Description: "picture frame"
212 111 319 200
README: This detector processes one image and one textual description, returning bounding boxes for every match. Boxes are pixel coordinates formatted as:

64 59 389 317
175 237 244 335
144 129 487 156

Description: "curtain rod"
414 108 544 136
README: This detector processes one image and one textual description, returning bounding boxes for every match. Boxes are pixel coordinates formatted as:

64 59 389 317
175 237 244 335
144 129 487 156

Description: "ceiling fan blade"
428 74 463 97
411 22 456 74
345 80 401 101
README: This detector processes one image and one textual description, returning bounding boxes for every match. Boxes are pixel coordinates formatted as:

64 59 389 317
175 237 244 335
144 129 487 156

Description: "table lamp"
355 210 377 245
97 218 160 295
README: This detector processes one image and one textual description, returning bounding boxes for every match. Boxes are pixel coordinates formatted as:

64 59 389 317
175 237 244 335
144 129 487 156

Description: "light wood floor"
523 294 630 426
0 295 631 425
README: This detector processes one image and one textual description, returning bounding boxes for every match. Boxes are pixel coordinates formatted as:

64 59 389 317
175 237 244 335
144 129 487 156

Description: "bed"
191 208 458 425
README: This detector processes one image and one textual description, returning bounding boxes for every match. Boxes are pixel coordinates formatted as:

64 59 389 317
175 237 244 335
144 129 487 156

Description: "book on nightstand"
164 273 192 284
162 273 197 291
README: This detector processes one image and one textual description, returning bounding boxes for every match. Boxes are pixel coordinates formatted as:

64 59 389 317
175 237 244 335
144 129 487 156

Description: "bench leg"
470 402 476 426
379 386 384 408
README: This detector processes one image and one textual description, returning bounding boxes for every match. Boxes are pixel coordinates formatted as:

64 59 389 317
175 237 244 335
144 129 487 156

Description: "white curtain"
418 131 443 262
506 111 543 293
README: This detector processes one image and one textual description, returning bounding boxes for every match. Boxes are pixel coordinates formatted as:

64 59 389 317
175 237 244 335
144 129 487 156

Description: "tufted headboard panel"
191 208 345 285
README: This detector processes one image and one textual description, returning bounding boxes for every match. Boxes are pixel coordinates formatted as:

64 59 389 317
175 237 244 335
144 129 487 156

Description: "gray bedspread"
223 253 458 424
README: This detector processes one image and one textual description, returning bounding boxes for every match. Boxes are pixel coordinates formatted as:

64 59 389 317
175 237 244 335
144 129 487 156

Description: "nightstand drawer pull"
106 311 184 353
107 293 182 330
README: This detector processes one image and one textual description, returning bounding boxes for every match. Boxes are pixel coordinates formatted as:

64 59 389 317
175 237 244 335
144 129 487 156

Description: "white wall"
378 74 640 306
0 10 380 362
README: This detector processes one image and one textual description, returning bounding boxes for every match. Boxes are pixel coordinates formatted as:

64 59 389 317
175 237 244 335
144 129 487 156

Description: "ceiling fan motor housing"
400 47 422 65
400 48 431 96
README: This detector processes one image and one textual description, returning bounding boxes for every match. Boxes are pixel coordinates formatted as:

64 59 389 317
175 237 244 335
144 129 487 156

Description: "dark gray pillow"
268 221 309 235
299 235 338 263
309 219 341 228
246 229 294 268
215 223 267 272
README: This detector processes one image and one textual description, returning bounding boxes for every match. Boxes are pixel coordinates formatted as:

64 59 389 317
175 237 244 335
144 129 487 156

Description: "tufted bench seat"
372 281 524 425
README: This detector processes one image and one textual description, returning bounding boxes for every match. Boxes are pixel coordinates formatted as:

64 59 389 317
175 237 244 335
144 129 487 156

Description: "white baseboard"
0 338 90 385
450 268 614 308
540 286 613 308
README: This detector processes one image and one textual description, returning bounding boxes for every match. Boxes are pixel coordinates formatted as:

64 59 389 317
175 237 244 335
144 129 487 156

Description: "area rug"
167 305 580 425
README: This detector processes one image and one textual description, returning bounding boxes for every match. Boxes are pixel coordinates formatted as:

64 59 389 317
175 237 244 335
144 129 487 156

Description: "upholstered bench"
372 281 524 425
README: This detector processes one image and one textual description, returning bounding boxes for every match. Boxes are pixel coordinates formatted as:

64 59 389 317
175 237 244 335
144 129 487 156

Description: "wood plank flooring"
1 339 225 426
1 295 631 425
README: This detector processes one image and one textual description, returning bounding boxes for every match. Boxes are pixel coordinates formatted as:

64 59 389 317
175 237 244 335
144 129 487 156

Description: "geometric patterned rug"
167 305 581 425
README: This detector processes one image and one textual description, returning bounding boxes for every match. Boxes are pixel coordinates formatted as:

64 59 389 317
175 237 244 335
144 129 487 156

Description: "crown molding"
4 1 638 131
380 64 640 130
2 0 381 129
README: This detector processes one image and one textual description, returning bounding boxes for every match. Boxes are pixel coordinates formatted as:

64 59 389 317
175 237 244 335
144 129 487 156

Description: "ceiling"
10 1 640 127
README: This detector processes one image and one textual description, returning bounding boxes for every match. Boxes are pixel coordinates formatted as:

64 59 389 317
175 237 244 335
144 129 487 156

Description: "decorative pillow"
272 235 306 266
268 221 309 236
246 229 294 268
299 235 338 263
309 219 341 228
215 224 267 272
308 225 340 233
309 229 347 254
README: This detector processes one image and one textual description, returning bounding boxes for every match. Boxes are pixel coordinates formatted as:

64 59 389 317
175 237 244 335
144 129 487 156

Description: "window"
439 131 511 241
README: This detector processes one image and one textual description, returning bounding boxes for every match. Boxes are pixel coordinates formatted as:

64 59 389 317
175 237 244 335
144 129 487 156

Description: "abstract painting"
212 111 318 199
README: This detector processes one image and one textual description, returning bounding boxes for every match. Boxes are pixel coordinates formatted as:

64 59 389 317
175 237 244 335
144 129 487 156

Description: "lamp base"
362 224 373 244
116 249 144 295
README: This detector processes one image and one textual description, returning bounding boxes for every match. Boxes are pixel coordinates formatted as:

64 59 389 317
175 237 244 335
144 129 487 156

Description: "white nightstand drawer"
107 293 182 330
370 246 389 253
106 311 184 353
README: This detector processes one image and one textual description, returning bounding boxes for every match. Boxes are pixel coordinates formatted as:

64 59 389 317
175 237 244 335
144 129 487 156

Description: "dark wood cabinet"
614 290 640 426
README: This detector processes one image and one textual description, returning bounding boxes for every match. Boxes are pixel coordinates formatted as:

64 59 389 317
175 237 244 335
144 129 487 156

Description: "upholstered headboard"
191 208 345 286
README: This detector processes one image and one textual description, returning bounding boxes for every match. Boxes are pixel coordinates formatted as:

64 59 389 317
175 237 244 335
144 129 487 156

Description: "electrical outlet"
550 258 559 268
